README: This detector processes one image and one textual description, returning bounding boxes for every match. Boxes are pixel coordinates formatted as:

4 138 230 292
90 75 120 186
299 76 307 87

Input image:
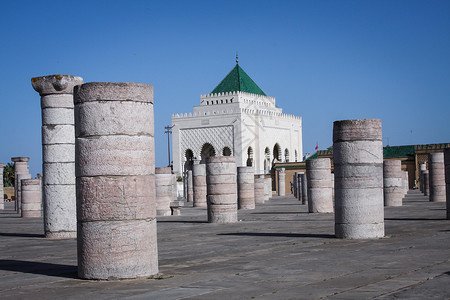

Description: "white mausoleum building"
171 62 303 176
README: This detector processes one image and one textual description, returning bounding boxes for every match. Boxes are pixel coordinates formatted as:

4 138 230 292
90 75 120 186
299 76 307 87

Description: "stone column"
333 119 384 239
444 148 450 220
293 174 297 196
237 166 255 209
206 156 237 223
306 158 333 213
301 173 308 205
423 170 430 196
296 172 303 201
331 173 335 201
155 167 172 216
21 178 42 218
419 163 427 192
0 163 4 210
254 175 265 204
75 82 158 279
32 75 83 238
402 170 409 197
11 157 30 213
428 152 445 202
264 177 271 201
187 170 194 202
278 168 286 196
383 160 403 207
193 161 207 207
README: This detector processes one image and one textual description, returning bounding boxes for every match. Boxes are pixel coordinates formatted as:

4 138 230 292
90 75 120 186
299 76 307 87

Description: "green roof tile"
211 64 266 96
383 145 415 158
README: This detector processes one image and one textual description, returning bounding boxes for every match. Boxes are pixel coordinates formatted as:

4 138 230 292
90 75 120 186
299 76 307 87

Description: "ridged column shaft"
206 156 237 223
278 168 286 196
333 119 384 239
237 167 255 209
193 162 207 207
428 152 445 202
21 178 42 218
306 158 333 213
383 160 403 207
75 82 158 280
11 157 30 214
155 167 172 216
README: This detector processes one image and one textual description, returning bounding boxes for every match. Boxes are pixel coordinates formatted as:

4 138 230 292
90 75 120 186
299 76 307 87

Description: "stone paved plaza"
0 190 449 299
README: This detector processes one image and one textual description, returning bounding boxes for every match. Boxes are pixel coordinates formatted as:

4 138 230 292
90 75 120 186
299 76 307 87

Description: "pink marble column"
75 82 158 279
306 158 333 213
278 168 286 196
155 167 173 216
237 166 255 209
254 175 265 204
383 160 403 207
193 161 207 207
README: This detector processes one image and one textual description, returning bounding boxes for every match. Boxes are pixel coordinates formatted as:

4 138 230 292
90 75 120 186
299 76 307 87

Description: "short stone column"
383 160 403 207
296 173 303 200
11 157 30 213
419 163 427 192
75 82 158 279
293 174 297 196
32 75 83 238
402 170 409 197
264 177 271 201
423 170 430 196
331 173 335 201
155 167 172 216
301 173 308 205
333 119 384 239
306 158 333 213
193 162 207 207
0 163 4 210
428 152 445 202
444 148 450 219
21 178 42 218
237 166 255 209
187 170 194 202
206 156 237 223
278 168 286 196
254 175 265 204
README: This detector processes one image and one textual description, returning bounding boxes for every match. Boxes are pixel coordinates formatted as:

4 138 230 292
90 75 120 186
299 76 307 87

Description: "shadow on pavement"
385 218 447 221
0 232 45 238
0 260 77 278
217 232 335 238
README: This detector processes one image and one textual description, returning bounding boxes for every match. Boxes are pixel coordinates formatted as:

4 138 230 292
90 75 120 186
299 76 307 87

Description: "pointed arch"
200 143 216 163
246 146 254 166
284 148 290 162
184 149 194 171
222 146 232 156
273 143 281 163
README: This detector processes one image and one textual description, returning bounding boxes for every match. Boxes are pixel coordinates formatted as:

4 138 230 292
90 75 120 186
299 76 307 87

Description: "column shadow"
0 232 44 238
0 260 77 278
217 232 335 238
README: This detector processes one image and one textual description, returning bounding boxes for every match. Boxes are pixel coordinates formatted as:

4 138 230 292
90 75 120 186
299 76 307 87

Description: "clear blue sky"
1 0 449 176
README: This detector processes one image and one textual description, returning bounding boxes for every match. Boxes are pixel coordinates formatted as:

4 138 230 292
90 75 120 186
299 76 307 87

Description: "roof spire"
236 52 239 64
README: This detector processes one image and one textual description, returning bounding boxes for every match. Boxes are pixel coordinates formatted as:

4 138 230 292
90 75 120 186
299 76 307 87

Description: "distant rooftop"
211 63 266 96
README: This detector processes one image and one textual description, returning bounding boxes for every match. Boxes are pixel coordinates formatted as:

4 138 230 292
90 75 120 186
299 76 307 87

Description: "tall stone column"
444 148 450 220
293 174 297 196
75 82 158 279
187 170 194 202
383 160 403 207
206 156 237 223
428 152 445 202
155 167 172 216
296 172 303 201
254 175 265 204
32 75 83 238
278 168 286 196
237 166 255 209
423 170 430 196
11 157 30 214
306 158 333 213
0 163 4 210
419 163 427 192
21 178 42 218
193 161 207 207
301 173 308 205
333 119 384 239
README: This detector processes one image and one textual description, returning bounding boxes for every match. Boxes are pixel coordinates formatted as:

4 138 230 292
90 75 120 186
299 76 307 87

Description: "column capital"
31 75 83 96
11 157 30 163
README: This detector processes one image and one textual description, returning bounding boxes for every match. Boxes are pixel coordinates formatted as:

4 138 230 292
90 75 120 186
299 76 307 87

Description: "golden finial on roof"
236 52 239 64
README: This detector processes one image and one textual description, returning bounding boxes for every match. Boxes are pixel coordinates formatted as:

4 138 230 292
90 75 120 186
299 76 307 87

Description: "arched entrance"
247 147 254 166
184 149 194 171
200 143 216 163
222 146 232 156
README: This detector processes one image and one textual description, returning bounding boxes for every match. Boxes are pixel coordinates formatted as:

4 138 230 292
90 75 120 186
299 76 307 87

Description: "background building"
172 62 303 176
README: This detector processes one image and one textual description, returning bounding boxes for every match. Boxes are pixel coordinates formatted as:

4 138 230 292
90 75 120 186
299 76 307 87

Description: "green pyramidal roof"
211 64 266 96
